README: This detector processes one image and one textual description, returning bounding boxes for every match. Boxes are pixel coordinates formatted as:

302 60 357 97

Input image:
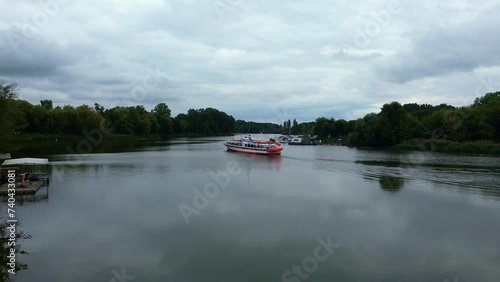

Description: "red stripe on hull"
225 146 282 156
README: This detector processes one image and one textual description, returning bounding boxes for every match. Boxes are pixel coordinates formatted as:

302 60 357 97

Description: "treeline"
312 92 500 149
0 81 236 150
2 80 499 154
235 120 282 133
281 119 315 136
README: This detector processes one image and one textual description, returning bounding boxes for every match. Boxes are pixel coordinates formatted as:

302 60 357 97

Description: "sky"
1 0 499 123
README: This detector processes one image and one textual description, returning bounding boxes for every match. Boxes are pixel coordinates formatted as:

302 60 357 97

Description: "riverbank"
392 139 500 155
1 133 236 157
3 132 235 143
4 134 500 156
317 137 500 156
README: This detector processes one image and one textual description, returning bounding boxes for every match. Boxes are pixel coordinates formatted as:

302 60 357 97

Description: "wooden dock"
0 180 46 195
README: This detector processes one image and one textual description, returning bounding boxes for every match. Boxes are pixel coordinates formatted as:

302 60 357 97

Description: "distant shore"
315 138 500 156
4 134 500 157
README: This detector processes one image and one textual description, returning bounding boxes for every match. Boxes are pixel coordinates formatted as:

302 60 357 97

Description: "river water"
5 134 500 282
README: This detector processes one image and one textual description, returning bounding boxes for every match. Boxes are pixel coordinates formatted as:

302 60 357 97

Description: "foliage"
0 80 498 151
181 108 235 135
345 92 500 149
313 117 352 140
235 120 282 134
0 81 19 152
0 81 237 141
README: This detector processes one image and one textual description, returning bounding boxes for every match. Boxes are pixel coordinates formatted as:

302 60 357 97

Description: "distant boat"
277 135 291 143
288 135 319 145
224 135 284 156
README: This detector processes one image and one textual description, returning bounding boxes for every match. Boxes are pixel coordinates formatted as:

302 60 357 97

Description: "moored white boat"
288 135 319 145
277 135 291 143
224 135 283 156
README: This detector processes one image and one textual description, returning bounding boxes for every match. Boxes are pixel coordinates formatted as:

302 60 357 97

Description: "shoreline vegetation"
1 81 499 156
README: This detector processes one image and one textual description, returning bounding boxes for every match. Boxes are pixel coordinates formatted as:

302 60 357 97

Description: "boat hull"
224 144 283 156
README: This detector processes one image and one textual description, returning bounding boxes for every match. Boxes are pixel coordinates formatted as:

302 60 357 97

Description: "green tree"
335 119 348 137
379 102 407 145
40 99 53 110
348 113 382 147
473 92 500 141
94 103 105 114
0 81 19 152
153 103 173 136
75 105 102 133
313 117 331 139
153 103 171 117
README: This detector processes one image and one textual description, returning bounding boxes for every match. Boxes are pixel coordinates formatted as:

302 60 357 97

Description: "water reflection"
11 189 49 205
379 176 405 193
0 219 31 281
226 152 283 187
265 156 282 172
7 136 500 282
10 137 154 157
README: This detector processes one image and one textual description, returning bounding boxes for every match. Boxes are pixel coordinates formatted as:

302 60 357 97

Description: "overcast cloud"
1 0 499 122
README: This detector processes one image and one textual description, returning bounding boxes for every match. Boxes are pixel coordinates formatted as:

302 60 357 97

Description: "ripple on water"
310 152 500 198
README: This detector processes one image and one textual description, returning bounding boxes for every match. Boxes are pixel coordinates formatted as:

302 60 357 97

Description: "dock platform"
0 180 46 195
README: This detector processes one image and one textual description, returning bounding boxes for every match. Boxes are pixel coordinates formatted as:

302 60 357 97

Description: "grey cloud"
0 37 74 77
377 5 500 83
0 0 499 122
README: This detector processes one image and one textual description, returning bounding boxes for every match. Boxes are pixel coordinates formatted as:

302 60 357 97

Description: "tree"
235 120 281 134
0 81 19 152
347 113 383 147
379 102 407 145
0 81 18 100
313 117 331 139
76 105 102 132
292 119 298 134
40 99 53 110
152 103 173 136
94 103 105 114
335 119 348 137
183 108 235 135
153 103 171 118
473 91 500 141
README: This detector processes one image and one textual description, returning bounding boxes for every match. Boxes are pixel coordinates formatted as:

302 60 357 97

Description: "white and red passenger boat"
224 135 283 156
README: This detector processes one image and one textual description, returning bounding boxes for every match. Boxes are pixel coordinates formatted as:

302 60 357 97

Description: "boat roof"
2 158 49 166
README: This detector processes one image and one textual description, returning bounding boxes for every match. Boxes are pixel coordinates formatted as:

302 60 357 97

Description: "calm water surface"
6 135 500 282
